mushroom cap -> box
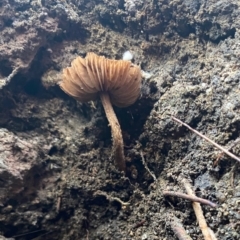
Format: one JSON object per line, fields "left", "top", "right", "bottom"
{"left": 60, "top": 52, "right": 142, "bottom": 107}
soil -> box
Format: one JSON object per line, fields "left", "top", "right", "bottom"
{"left": 0, "top": 0, "right": 239, "bottom": 239}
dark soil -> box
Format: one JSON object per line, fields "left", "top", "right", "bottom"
{"left": 0, "top": 0, "right": 239, "bottom": 239}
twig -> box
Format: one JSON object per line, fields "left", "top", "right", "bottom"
{"left": 172, "top": 116, "right": 240, "bottom": 163}
{"left": 11, "top": 229, "right": 46, "bottom": 238}
{"left": 86, "top": 229, "right": 89, "bottom": 240}
{"left": 208, "top": 228, "right": 218, "bottom": 240}
{"left": 140, "top": 151, "right": 157, "bottom": 181}
{"left": 214, "top": 138, "right": 240, "bottom": 166}
{"left": 132, "top": 219, "right": 146, "bottom": 229}
{"left": 182, "top": 178, "right": 217, "bottom": 240}
{"left": 5, "top": 67, "right": 21, "bottom": 85}
{"left": 32, "top": 231, "right": 53, "bottom": 239}
{"left": 163, "top": 191, "right": 217, "bottom": 208}
{"left": 56, "top": 196, "right": 61, "bottom": 212}
{"left": 229, "top": 164, "right": 238, "bottom": 187}
{"left": 170, "top": 216, "right": 193, "bottom": 240}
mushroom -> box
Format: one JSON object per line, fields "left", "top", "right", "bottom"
{"left": 60, "top": 52, "right": 142, "bottom": 172}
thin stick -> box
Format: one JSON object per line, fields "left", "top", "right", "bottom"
{"left": 172, "top": 116, "right": 240, "bottom": 163}
{"left": 5, "top": 67, "right": 20, "bottom": 85}
{"left": 86, "top": 229, "right": 89, "bottom": 240}
{"left": 214, "top": 138, "right": 240, "bottom": 166}
{"left": 32, "top": 231, "right": 53, "bottom": 239}
{"left": 132, "top": 220, "right": 146, "bottom": 229}
{"left": 209, "top": 228, "right": 218, "bottom": 240}
{"left": 163, "top": 191, "right": 217, "bottom": 208}
{"left": 56, "top": 196, "right": 61, "bottom": 212}
{"left": 12, "top": 229, "right": 45, "bottom": 238}
{"left": 182, "top": 178, "right": 217, "bottom": 240}
{"left": 170, "top": 216, "right": 193, "bottom": 240}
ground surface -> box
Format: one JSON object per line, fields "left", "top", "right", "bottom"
{"left": 0, "top": 0, "right": 240, "bottom": 239}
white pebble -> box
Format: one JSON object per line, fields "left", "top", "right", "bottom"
{"left": 123, "top": 50, "right": 133, "bottom": 61}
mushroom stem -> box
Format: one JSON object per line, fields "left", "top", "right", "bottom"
{"left": 100, "top": 92, "right": 126, "bottom": 172}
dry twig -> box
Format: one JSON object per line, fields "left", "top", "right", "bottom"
{"left": 11, "top": 230, "right": 45, "bottom": 238}
{"left": 182, "top": 178, "right": 217, "bottom": 240}
{"left": 163, "top": 191, "right": 217, "bottom": 208}
{"left": 208, "top": 228, "right": 218, "bottom": 240}
{"left": 132, "top": 219, "right": 146, "bottom": 229}
{"left": 5, "top": 67, "right": 21, "bottom": 85}
{"left": 214, "top": 138, "right": 240, "bottom": 166}
{"left": 172, "top": 116, "right": 240, "bottom": 163}
{"left": 170, "top": 216, "right": 193, "bottom": 240}
{"left": 56, "top": 196, "right": 61, "bottom": 212}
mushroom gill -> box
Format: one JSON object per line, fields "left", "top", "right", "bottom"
{"left": 60, "top": 52, "right": 142, "bottom": 172}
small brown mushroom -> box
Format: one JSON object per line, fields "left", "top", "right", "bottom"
{"left": 60, "top": 52, "right": 141, "bottom": 172}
